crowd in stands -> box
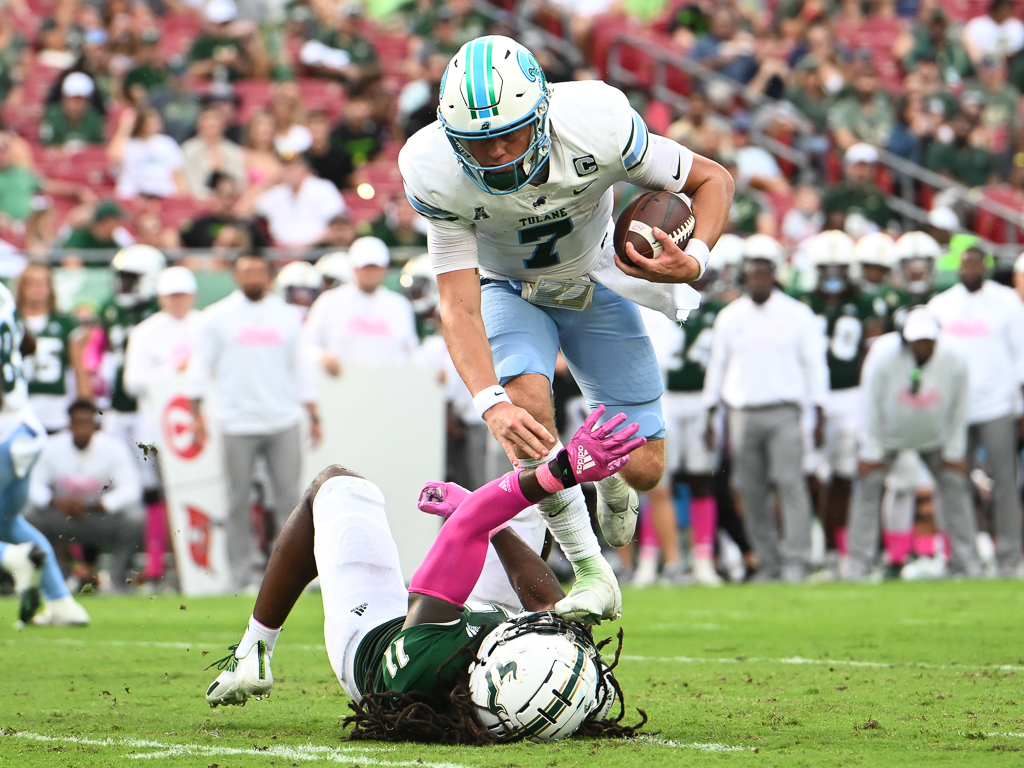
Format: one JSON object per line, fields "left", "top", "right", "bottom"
{"left": 3, "top": 0, "right": 1024, "bottom": 603}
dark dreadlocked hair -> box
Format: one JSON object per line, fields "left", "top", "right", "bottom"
{"left": 342, "top": 624, "right": 647, "bottom": 745}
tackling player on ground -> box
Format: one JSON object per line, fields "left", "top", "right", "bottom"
{"left": 205, "top": 407, "right": 646, "bottom": 743}
{"left": 399, "top": 35, "right": 733, "bottom": 622}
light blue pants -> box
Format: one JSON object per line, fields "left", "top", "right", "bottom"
{"left": 481, "top": 281, "right": 665, "bottom": 439}
{"left": 0, "top": 424, "right": 68, "bottom": 600}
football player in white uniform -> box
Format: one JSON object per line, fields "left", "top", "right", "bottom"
{"left": 0, "top": 282, "right": 89, "bottom": 626}
{"left": 399, "top": 36, "right": 733, "bottom": 622}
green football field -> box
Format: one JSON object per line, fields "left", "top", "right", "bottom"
{"left": 0, "top": 580, "right": 1022, "bottom": 767}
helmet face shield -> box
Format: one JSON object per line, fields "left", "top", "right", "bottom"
{"left": 901, "top": 256, "right": 935, "bottom": 296}
{"left": 817, "top": 263, "right": 850, "bottom": 295}
{"left": 440, "top": 94, "right": 551, "bottom": 194}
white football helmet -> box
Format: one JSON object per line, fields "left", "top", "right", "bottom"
{"left": 111, "top": 244, "right": 166, "bottom": 308}
{"left": 854, "top": 232, "right": 896, "bottom": 270}
{"left": 742, "top": 234, "right": 784, "bottom": 268}
{"left": 808, "top": 230, "right": 855, "bottom": 295}
{"left": 275, "top": 260, "right": 323, "bottom": 308}
{"left": 438, "top": 36, "right": 552, "bottom": 194}
{"left": 315, "top": 251, "right": 353, "bottom": 289}
{"left": 894, "top": 231, "right": 940, "bottom": 297}
{"left": 399, "top": 253, "right": 439, "bottom": 317}
{"left": 469, "top": 613, "right": 600, "bottom": 743}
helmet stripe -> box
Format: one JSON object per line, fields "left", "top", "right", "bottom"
{"left": 466, "top": 38, "right": 498, "bottom": 120}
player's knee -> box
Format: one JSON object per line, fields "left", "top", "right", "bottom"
{"left": 622, "top": 444, "right": 665, "bottom": 492}
{"left": 304, "top": 464, "right": 363, "bottom": 507}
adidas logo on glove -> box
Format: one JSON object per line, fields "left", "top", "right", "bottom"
{"left": 575, "top": 446, "right": 596, "bottom": 475}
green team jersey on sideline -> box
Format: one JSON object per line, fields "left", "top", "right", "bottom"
{"left": 353, "top": 603, "right": 514, "bottom": 700}
{"left": 100, "top": 298, "right": 158, "bottom": 413}
{"left": 797, "top": 291, "right": 875, "bottom": 391}
{"left": 20, "top": 313, "right": 77, "bottom": 396}
{"left": 665, "top": 300, "right": 725, "bottom": 393}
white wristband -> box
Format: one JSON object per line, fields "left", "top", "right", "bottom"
{"left": 684, "top": 238, "right": 710, "bottom": 279}
{"left": 473, "top": 385, "right": 512, "bottom": 419}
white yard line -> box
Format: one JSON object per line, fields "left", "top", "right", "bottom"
{"left": 0, "top": 730, "right": 752, "bottom": 760}
{"left": 0, "top": 731, "right": 465, "bottom": 766}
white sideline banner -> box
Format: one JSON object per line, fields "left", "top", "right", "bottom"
{"left": 151, "top": 375, "right": 232, "bottom": 595}
{"left": 300, "top": 365, "right": 445, "bottom": 580}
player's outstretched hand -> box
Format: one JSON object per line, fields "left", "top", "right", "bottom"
{"left": 417, "top": 481, "right": 471, "bottom": 519}
{"left": 615, "top": 228, "right": 701, "bottom": 284}
{"left": 565, "top": 405, "right": 647, "bottom": 484}
{"left": 485, "top": 401, "right": 557, "bottom": 466}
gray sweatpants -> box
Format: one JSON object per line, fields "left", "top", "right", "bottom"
{"left": 968, "top": 415, "right": 1022, "bottom": 575}
{"left": 26, "top": 503, "right": 145, "bottom": 592}
{"left": 847, "top": 450, "right": 981, "bottom": 578}
{"left": 729, "top": 404, "right": 813, "bottom": 579}
{"left": 223, "top": 425, "right": 302, "bottom": 590}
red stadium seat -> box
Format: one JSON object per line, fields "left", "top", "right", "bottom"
{"left": 972, "top": 185, "right": 1024, "bottom": 243}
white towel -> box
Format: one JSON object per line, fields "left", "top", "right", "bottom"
{"left": 588, "top": 247, "right": 701, "bottom": 321}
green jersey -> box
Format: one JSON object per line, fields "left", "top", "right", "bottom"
{"left": 797, "top": 290, "right": 875, "bottom": 390}
{"left": 666, "top": 300, "right": 725, "bottom": 393}
{"left": 354, "top": 604, "right": 513, "bottom": 700}
{"left": 21, "top": 313, "right": 76, "bottom": 396}
{"left": 100, "top": 299, "right": 158, "bottom": 413}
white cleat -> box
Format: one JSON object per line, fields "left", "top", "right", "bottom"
{"left": 554, "top": 554, "right": 622, "bottom": 624}
{"left": 596, "top": 481, "right": 640, "bottom": 548}
{"left": 631, "top": 557, "right": 659, "bottom": 588}
{"left": 691, "top": 558, "right": 723, "bottom": 586}
{"left": 900, "top": 555, "right": 948, "bottom": 581}
{"left": 1, "top": 542, "right": 46, "bottom": 624}
{"left": 206, "top": 641, "right": 273, "bottom": 708}
{"left": 31, "top": 596, "right": 90, "bottom": 626}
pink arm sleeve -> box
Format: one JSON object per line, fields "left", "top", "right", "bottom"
{"left": 408, "top": 473, "right": 530, "bottom": 607}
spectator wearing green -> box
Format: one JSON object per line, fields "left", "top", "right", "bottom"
{"left": 0, "top": 133, "right": 42, "bottom": 223}
{"left": 827, "top": 59, "right": 897, "bottom": 151}
{"left": 148, "top": 57, "right": 203, "bottom": 145}
{"left": 963, "top": 56, "right": 1020, "bottom": 165}
{"left": 123, "top": 30, "right": 167, "bottom": 104}
{"left": 784, "top": 56, "right": 833, "bottom": 133}
{"left": 823, "top": 143, "right": 895, "bottom": 230}
{"left": 304, "top": 2, "right": 382, "bottom": 90}
{"left": 924, "top": 111, "right": 998, "bottom": 188}
{"left": 39, "top": 72, "right": 105, "bottom": 147}
{"left": 62, "top": 201, "right": 131, "bottom": 250}
{"left": 359, "top": 197, "right": 428, "bottom": 248}
{"left": 719, "top": 155, "right": 776, "bottom": 236}
{"left": 899, "top": 7, "right": 973, "bottom": 83}
{"left": 0, "top": 16, "right": 27, "bottom": 106}
{"left": 188, "top": 0, "right": 257, "bottom": 82}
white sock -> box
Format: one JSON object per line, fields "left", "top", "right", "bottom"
{"left": 596, "top": 473, "right": 631, "bottom": 510}
{"left": 238, "top": 615, "right": 281, "bottom": 658}
{"left": 520, "top": 443, "right": 601, "bottom": 563}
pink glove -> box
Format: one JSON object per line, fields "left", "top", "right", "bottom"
{"left": 536, "top": 405, "right": 647, "bottom": 492}
{"left": 417, "top": 481, "right": 472, "bottom": 519}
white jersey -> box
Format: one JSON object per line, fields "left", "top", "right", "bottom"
{"left": 399, "top": 80, "right": 695, "bottom": 283}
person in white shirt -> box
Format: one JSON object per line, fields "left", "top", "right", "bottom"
{"left": 109, "top": 107, "right": 187, "bottom": 200}
{"left": 927, "top": 247, "right": 1024, "bottom": 576}
{"left": 26, "top": 399, "right": 144, "bottom": 593}
{"left": 123, "top": 266, "right": 203, "bottom": 586}
{"left": 846, "top": 308, "right": 981, "bottom": 579}
{"left": 702, "top": 235, "right": 828, "bottom": 582}
{"left": 254, "top": 128, "right": 346, "bottom": 248}
{"left": 962, "top": 0, "right": 1024, "bottom": 66}
{"left": 303, "top": 237, "right": 418, "bottom": 376}
{"left": 187, "top": 255, "right": 321, "bottom": 590}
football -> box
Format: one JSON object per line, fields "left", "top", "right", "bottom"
{"left": 613, "top": 191, "right": 696, "bottom": 267}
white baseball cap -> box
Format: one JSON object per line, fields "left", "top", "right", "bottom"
{"left": 348, "top": 237, "right": 390, "bottom": 269}
{"left": 274, "top": 124, "right": 313, "bottom": 160}
{"left": 927, "top": 206, "right": 959, "bottom": 231}
{"left": 62, "top": 72, "right": 95, "bottom": 98}
{"left": 204, "top": 0, "right": 238, "bottom": 23}
{"left": 157, "top": 266, "right": 198, "bottom": 296}
{"left": 903, "top": 307, "right": 940, "bottom": 342}
{"left": 844, "top": 143, "right": 878, "bottom": 166}
{"left": 1015, "top": 251, "right": 1024, "bottom": 274}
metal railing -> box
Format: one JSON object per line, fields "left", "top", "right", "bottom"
{"left": 604, "top": 32, "right": 1024, "bottom": 263}
{"left": 29, "top": 246, "right": 428, "bottom": 267}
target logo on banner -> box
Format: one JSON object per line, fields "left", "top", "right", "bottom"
{"left": 162, "top": 395, "right": 202, "bottom": 460}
